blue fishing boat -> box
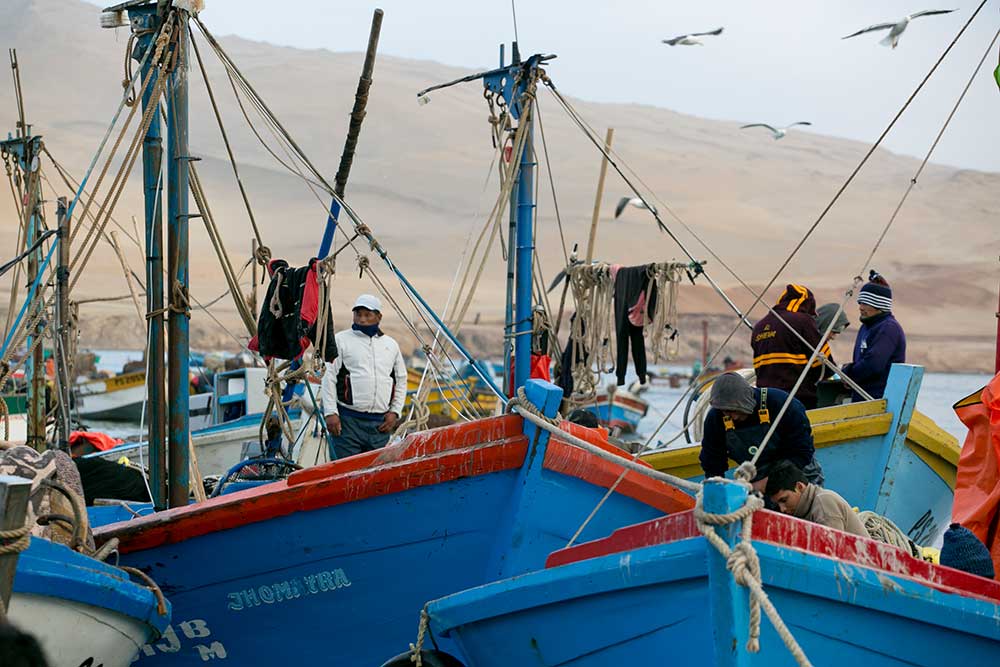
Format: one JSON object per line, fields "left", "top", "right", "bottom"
{"left": 94, "top": 381, "right": 692, "bottom": 665}
{"left": 417, "top": 478, "right": 1000, "bottom": 666}
{"left": 9, "top": 536, "right": 171, "bottom": 667}
{"left": 581, "top": 388, "right": 649, "bottom": 435}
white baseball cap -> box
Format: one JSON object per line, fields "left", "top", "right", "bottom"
{"left": 352, "top": 294, "right": 382, "bottom": 313}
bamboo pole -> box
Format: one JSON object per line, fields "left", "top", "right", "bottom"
{"left": 109, "top": 231, "right": 146, "bottom": 329}
{"left": 584, "top": 128, "right": 614, "bottom": 265}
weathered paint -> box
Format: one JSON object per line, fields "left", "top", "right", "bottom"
{"left": 425, "top": 505, "right": 1000, "bottom": 666}
{"left": 93, "top": 407, "right": 687, "bottom": 665}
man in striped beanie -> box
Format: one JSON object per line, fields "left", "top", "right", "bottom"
{"left": 841, "top": 271, "right": 906, "bottom": 400}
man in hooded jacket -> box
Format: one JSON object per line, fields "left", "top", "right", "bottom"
{"left": 751, "top": 284, "right": 831, "bottom": 410}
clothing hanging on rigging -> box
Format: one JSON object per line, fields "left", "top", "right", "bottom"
{"left": 613, "top": 264, "right": 657, "bottom": 386}
{"left": 249, "top": 258, "right": 338, "bottom": 362}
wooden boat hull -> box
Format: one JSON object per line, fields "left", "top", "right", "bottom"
{"left": 641, "top": 364, "right": 959, "bottom": 545}
{"left": 406, "top": 367, "right": 498, "bottom": 420}
{"left": 10, "top": 538, "right": 170, "bottom": 667}
{"left": 75, "top": 371, "right": 148, "bottom": 421}
{"left": 424, "top": 506, "right": 1000, "bottom": 666}
{"left": 93, "top": 382, "right": 693, "bottom": 665}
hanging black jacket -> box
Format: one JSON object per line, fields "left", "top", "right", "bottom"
{"left": 250, "top": 258, "right": 338, "bottom": 362}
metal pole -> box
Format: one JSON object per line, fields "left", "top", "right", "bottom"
{"left": 702, "top": 319, "right": 709, "bottom": 369}
{"left": 0, "top": 475, "right": 31, "bottom": 613}
{"left": 995, "top": 256, "right": 999, "bottom": 374}
{"left": 503, "top": 172, "right": 517, "bottom": 396}
{"left": 166, "top": 11, "right": 191, "bottom": 508}
{"left": 23, "top": 140, "right": 45, "bottom": 451}
{"left": 318, "top": 8, "right": 384, "bottom": 258}
{"left": 55, "top": 198, "right": 71, "bottom": 451}
{"left": 513, "top": 111, "right": 536, "bottom": 391}
{"left": 584, "top": 128, "right": 613, "bottom": 265}
{"left": 135, "top": 14, "right": 167, "bottom": 510}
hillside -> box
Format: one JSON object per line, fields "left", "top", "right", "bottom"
{"left": 0, "top": 0, "right": 997, "bottom": 371}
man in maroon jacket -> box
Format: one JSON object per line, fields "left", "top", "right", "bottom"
{"left": 751, "top": 284, "right": 830, "bottom": 410}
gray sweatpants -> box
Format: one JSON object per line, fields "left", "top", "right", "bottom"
{"left": 328, "top": 413, "right": 390, "bottom": 459}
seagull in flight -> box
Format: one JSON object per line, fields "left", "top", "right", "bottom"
{"left": 842, "top": 9, "right": 957, "bottom": 49}
{"left": 740, "top": 122, "right": 812, "bottom": 140}
{"left": 662, "top": 27, "right": 724, "bottom": 46}
{"left": 615, "top": 197, "right": 657, "bottom": 219}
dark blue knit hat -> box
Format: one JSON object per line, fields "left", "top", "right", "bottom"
{"left": 940, "top": 523, "right": 995, "bottom": 579}
{"left": 858, "top": 270, "right": 892, "bottom": 311}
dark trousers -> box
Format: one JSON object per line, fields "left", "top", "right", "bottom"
{"left": 615, "top": 321, "right": 647, "bottom": 386}
{"left": 329, "top": 413, "right": 390, "bottom": 459}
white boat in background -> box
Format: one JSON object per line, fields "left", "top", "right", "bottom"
{"left": 10, "top": 537, "right": 171, "bottom": 667}
{"left": 92, "top": 367, "right": 327, "bottom": 477}
{"left": 75, "top": 371, "right": 148, "bottom": 421}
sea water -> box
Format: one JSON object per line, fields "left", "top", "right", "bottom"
{"left": 84, "top": 350, "right": 991, "bottom": 445}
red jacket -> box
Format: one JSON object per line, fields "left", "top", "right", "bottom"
{"left": 751, "top": 284, "right": 829, "bottom": 406}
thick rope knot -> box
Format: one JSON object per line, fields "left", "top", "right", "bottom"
{"left": 0, "top": 523, "right": 31, "bottom": 556}
{"left": 356, "top": 254, "right": 370, "bottom": 278}
{"left": 507, "top": 386, "right": 562, "bottom": 425}
{"left": 734, "top": 461, "right": 757, "bottom": 483}
{"left": 694, "top": 490, "right": 811, "bottom": 666}
{"left": 254, "top": 244, "right": 272, "bottom": 266}
{"left": 169, "top": 280, "right": 191, "bottom": 317}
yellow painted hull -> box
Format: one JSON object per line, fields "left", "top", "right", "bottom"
{"left": 405, "top": 367, "right": 499, "bottom": 420}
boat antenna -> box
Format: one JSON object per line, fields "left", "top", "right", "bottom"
{"left": 510, "top": 0, "right": 520, "bottom": 48}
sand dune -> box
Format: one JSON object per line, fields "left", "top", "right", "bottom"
{"left": 0, "top": 0, "right": 996, "bottom": 371}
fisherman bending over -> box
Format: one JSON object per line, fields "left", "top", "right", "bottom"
{"left": 699, "top": 372, "right": 823, "bottom": 489}
{"left": 751, "top": 284, "right": 829, "bottom": 410}
{"left": 322, "top": 294, "right": 407, "bottom": 458}
{"left": 841, "top": 271, "right": 905, "bottom": 401}
{"left": 765, "top": 460, "right": 867, "bottom": 537}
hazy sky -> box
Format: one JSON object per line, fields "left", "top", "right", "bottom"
{"left": 87, "top": 0, "right": 1000, "bottom": 172}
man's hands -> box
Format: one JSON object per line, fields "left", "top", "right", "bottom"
{"left": 325, "top": 414, "right": 341, "bottom": 436}
{"left": 325, "top": 412, "right": 399, "bottom": 436}
{"left": 378, "top": 411, "right": 399, "bottom": 433}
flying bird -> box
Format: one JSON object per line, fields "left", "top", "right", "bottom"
{"left": 740, "top": 122, "right": 812, "bottom": 140}
{"left": 662, "top": 27, "right": 724, "bottom": 46}
{"left": 615, "top": 197, "right": 657, "bottom": 219}
{"left": 842, "top": 9, "right": 957, "bottom": 49}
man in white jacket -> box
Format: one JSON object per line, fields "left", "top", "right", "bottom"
{"left": 321, "top": 294, "right": 407, "bottom": 458}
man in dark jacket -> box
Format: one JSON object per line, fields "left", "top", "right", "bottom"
{"left": 699, "top": 372, "right": 823, "bottom": 488}
{"left": 841, "top": 272, "right": 906, "bottom": 401}
{"left": 751, "top": 284, "right": 830, "bottom": 409}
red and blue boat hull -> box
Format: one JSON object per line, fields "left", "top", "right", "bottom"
{"left": 94, "top": 382, "right": 693, "bottom": 665}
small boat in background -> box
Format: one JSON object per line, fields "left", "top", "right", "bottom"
{"left": 75, "top": 371, "right": 148, "bottom": 421}
{"left": 9, "top": 537, "right": 171, "bottom": 667}
{"left": 579, "top": 387, "right": 649, "bottom": 435}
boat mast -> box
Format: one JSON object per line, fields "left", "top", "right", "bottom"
{"left": 120, "top": 2, "right": 169, "bottom": 509}
{"left": 6, "top": 50, "right": 47, "bottom": 451}
{"left": 165, "top": 4, "right": 192, "bottom": 509}
{"left": 317, "top": 9, "right": 384, "bottom": 259}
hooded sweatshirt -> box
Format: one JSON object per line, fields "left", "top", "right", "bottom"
{"left": 751, "top": 285, "right": 830, "bottom": 408}
{"left": 842, "top": 311, "right": 906, "bottom": 400}
{"left": 794, "top": 483, "right": 868, "bottom": 537}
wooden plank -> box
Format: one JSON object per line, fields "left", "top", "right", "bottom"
{"left": 908, "top": 409, "right": 960, "bottom": 465}
{"left": 0, "top": 475, "right": 32, "bottom": 611}
{"left": 813, "top": 413, "right": 892, "bottom": 447}
{"left": 808, "top": 398, "right": 887, "bottom": 423}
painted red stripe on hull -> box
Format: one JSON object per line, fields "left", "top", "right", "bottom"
{"left": 546, "top": 509, "right": 1000, "bottom": 603}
